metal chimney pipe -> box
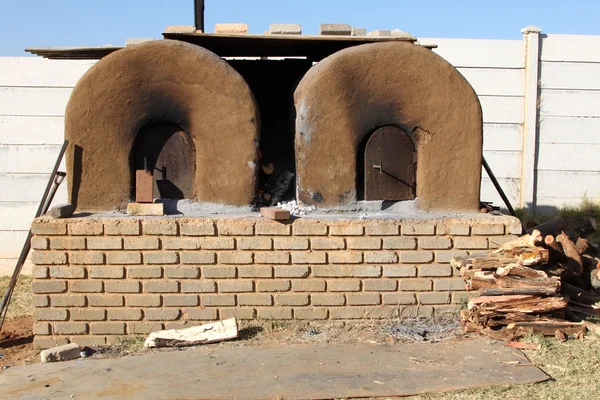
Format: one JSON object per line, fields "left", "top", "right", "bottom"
{"left": 194, "top": 0, "right": 205, "bottom": 32}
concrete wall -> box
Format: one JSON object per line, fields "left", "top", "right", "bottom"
{"left": 0, "top": 58, "right": 97, "bottom": 273}
{"left": 1, "top": 29, "right": 600, "bottom": 273}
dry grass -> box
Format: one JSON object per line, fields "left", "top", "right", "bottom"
{"left": 413, "top": 334, "right": 600, "bottom": 400}
{"left": 0, "top": 275, "right": 33, "bottom": 321}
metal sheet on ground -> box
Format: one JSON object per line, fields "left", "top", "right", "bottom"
{"left": 0, "top": 339, "right": 549, "bottom": 400}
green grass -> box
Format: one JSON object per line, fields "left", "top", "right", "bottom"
{"left": 516, "top": 197, "right": 600, "bottom": 243}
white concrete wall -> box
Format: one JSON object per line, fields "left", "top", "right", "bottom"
{"left": 537, "top": 34, "right": 600, "bottom": 209}
{"left": 1, "top": 31, "right": 599, "bottom": 273}
{"left": 0, "top": 58, "right": 97, "bottom": 274}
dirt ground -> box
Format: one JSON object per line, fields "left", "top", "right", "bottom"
{"left": 2, "top": 274, "right": 600, "bottom": 399}
{"left": 0, "top": 316, "right": 37, "bottom": 368}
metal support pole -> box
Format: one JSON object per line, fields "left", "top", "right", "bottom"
{"left": 194, "top": 0, "right": 205, "bottom": 32}
{"left": 482, "top": 156, "right": 518, "bottom": 218}
{"left": 0, "top": 140, "right": 68, "bottom": 333}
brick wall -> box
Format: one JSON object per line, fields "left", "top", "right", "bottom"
{"left": 30, "top": 215, "right": 521, "bottom": 348}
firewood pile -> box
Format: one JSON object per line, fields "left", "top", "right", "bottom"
{"left": 452, "top": 217, "right": 600, "bottom": 341}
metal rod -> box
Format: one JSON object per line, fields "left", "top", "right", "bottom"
{"left": 0, "top": 140, "right": 68, "bottom": 333}
{"left": 194, "top": 0, "right": 205, "bottom": 32}
{"left": 482, "top": 156, "right": 518, "bottom": 218}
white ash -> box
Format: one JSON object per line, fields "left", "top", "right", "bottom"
{"left": 277, "top": 200, "right": 316, "bottom": 216}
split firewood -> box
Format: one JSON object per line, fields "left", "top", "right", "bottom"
{"left": 507, "top": 320, "right": 586, "bottom": 337}
{"left": 469, "top": 271, "right": 560, "bottom": 293}
{"left": 468, "top": 295, "right": 567, "bottom": 315}
{"left": 493, "top": 234, "right": 541, "bottom": 252}
{"left": 575, "top": 237, "right": 590, "bottom": 256}
{"left": 468, "top": 295, "right": 535, "bottom": 308}
{"left": 478, "top": 287, "right": 560, "bottom": 296}
{"left": 496, "top": 264, "right": 548, "bottom": 279}
{"left": 554, "top": 329, "right": 567, "bottom": 342}
{"left": 479, "top": 327, "right": 515, "bottom": 342}
{"left": 556, "top": 232, "right": 583, "bottom": 276}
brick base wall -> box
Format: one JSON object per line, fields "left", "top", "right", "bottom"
{"left": 30, "top": 215, "right": 521, "bottom": 348}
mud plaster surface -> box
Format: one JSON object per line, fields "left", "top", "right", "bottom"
{"left": 294, "top": 41, "right": 483, "bottom": 211}
{"left": 65, "top": 40, "right": 260, "bottom": 212}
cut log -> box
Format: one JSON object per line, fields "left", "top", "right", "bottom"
{"left": 543, "top": 235, "right": 567, "bottom": 261}
{"left": 144, "top": 318, "right": 238, "bottom": 348}
{"left": 526, "top": 217, "right": 568, "bottom": 236}
{"left": 480, "top": 327, "right": 515, "bottom": 342}
{"left": 561, "top": 281, "right": 600, "bottom": 305}
{"left": 566, "top": 304, "right": 600, "bottom": 317}
{"left": 556, "top": 232, "right": 583, "bottom": 277}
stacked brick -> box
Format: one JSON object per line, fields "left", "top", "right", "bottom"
{"left": 30, "top": 215, "right": 521, "bottom": 348}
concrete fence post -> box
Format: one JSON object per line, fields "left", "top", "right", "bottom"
{"left": 520, "top": 26, "right": 542, "bottom": 210}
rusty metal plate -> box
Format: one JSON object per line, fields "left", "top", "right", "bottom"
{"left": 365, "top": 126, "right": 416, "bottom": 201}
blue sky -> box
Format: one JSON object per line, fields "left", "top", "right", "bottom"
{"left": 1, "top": 0, "right": 600, "bottom": 56}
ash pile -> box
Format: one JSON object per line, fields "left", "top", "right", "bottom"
{"left": 452, "top": 217, "right": 599, "bottom": 341}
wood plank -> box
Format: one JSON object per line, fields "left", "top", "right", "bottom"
{"left": 0, "top": 116, "right": 65, "bottom": 145}
{"left": 539, "top": 116, "right": 600, "bottom": 144}
{"left": 457, "top": 68, "right": 524, "bottom": 96}
{"left": 541, "top": 34, "right": 600, "bottom": 62}
{"left": 0, "top": 173, "right": 68, "bottom": 202}
{"left": 537, "top": 143, "right": 600, "bottom": 171}
{"left": 540, "top": 61, "right": 600, "bottom": 90}
{"left": 480, "top": 96, "right": 525, "bottom": 124}
{"left": 483, "top": 123, "right": 523, "bottom": 151}
{"left": 0, "top": 87, "right": 73, "bottom": 117}
{"left": 419, "top": 38, "right": 525, "bottom": 68}
{"left": 539, "top": 89, "right": 600, "bottom": 117}
{"left": 0, "top": 58, "right": 95, "bottom": 87}
{"left": 145, "top": 318, "right": 238, "bottom": 348}
{"left": 0, "top": 145, "right": 66, "bottom": 173}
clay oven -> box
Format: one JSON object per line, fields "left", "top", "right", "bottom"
{"left": 27, "top": 12, "right": 523, "bottom": 349}
{"left": 63, "top": 31, "right": 481, "bottom": 213}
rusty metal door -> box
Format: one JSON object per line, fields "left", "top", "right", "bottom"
{"left": 364, "top": 126, "right": 416, "bottom": 201}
